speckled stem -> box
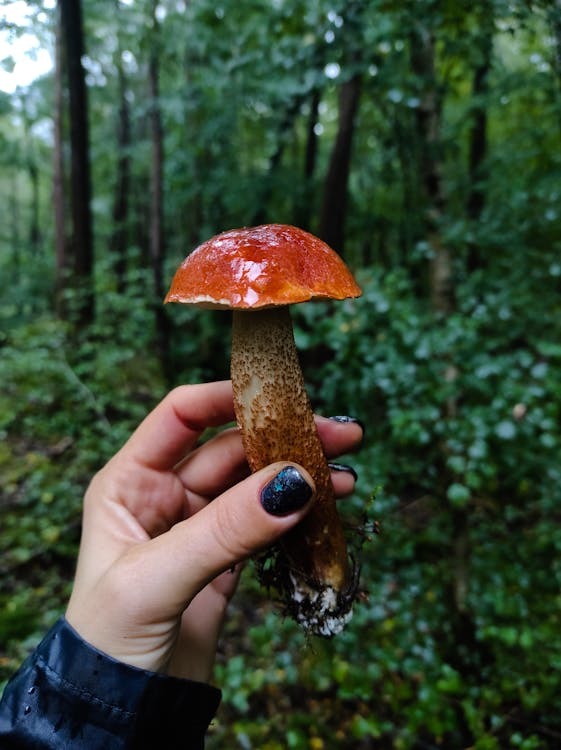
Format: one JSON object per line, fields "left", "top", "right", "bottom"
{"left": 231, "top": 306, "right": 356, "bottom": 636}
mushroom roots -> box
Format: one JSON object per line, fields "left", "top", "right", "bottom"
{"left": 231, "top": 306, "right": 357, "bottom": 636}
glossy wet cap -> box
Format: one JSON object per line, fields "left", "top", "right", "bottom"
{"left": 164, "top": 224, "right": 362, "bottom": 309}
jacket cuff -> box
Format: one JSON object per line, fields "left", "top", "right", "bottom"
{"left": 0, "top": 617, "right": 221, "bottom": 749}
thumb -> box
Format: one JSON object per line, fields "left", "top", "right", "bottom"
{"left": 144, "top": 462, "right": 315, "bottom": 610}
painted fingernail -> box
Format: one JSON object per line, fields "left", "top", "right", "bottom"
{"left": 329, "top": 415, "right": 365, "bottom": 434}
{"left": 261, "top": 466, "right": 314, "bottom": 516}
{"left": 328, "top": 462, "right": 358, "bottom": 482}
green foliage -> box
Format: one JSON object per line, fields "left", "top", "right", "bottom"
{"left": 208, "top": 265, "right": 561, "bottom": 748}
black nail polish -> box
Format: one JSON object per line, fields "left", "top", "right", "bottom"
{"left": 328, "top": 462, "right": 358, "bottom": 482}
{"left": 261, "top": 466, "right": 313, "bottom": 516}
{"left": 329, "top": 415, "right": 365, "bottom": 434}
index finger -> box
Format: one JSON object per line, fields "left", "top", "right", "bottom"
{"left": 120, "top": 381, "right": 235, "bottom": 470}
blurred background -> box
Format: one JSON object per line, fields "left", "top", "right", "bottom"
{"left": 1, "top": 0, "right": 561, "bottom": 747}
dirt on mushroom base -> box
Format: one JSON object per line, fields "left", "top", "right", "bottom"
{"left": 254, "top": 545, "right": 362, "bottom": 638}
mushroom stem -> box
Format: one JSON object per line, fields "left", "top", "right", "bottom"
{"left": 231, "top": 306, "right": 356, "bottom": 636}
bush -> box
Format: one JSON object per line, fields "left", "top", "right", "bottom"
{"left": 208, "top": 268, "right": 561, "bottom": 748}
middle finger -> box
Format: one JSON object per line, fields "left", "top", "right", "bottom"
{"left": 176, "top": 416, "right": 363, "bottom": 498}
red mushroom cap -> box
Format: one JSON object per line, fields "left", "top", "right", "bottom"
{"left": 164, "top": 224, "right": 362, "bottom": 309}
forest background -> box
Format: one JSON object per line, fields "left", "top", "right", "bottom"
{"left": 1, "top": 0, "right": 561, "bottom": 748}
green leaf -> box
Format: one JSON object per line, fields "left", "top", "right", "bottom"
{"left": 447, "top": 483, "right": 471, "bottom": 507}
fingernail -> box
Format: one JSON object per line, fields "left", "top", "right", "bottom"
{"left": 329, "top": 415, "right": 365, "bottom": 434}
{"left": 328, "top": 462, "right": 358, "bottom": 482}
{"left": 261, "top": 466, "right": 314, "bottom": 516}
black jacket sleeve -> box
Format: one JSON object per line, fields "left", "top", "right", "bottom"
{"left": 0, "top": 617, "right": 221, "bottom": 749}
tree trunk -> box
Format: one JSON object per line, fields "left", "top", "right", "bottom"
{"left": 19, "top": 92, "right": 42, "bottom": 256}
{"left": 464, "top": 14, "right": 494, "bottom": 272}
{"left": 293, "top": 87, "right": 321, "bottom": 231}
{"left": 410, "top": 19, "right": 488, "bottom": 680}
{"left": 547, "top": 0, "right": 561, "bottom": 139}
{"left": 148, "top": 0, "right": 170, "bottom": 369}
{"left": 318, "top": 73, "right": 362, "bottom": 255}
{"left": 110, "top": 0, "right": 131, "bottom": 295}
{"left": 466, "top": 37, "right": 492, "bottom": 222}
{"left": 10, "top": 171, "right": 21, "bottom": 287}
{"left": 411, "top": 24, "right": 453, "bottom": 313}
{"left": 28, "top": 161, "right": 41, "bottom": 255}
{"left": 53, "top": 1, "right": 67, "bottom": 316}
{"left": 304, "top": 88, "right": 321, "bottom": 182}
{"left": 394, "top": 110, "right": 420, "bottom": 270}
{"left": 60, "top": 0, "right": 94, "bottom": 326}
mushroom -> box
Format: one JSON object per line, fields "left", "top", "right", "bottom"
{"left": 165, "top": 223, "right": 362, "bottom": 636}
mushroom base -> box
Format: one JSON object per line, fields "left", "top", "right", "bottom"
{"left": 289, "top": 577, "right": 353, "bottom": 638}
{"left": 255, "top": 548, "right": 360, "bottom": 637}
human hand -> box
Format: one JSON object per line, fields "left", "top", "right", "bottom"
{"left": 65, "top": 381, "right": 362, "bottom": 682}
